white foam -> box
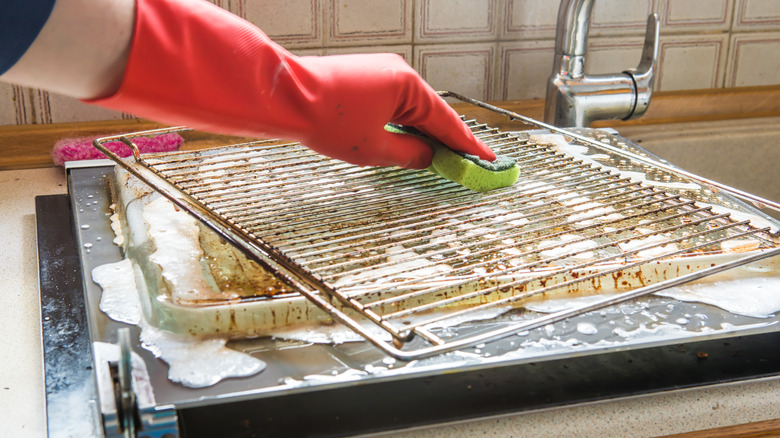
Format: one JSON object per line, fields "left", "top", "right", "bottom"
{"left": 92, "top": 259, "right": 142, "bottom": 325}
{"left": 109, "top": 211, "right": 124, "bottom": 246}
{"left": 524, "top": 293, "right": 615, "bottom": 313}
{"left": 139, "top": 322, "right": 266, "bottom": 388}
{"left": 576, "top": 322, "right": 599, "bottom": 335}
{"left": 656, "top": 277, "right": 780, "bottom": 318}
{"left": 272, "top": 305, "right": 513, "bottom": 345}
{"left": 618, "top": 234, "right": 679, "bottom": 258}
{"left": 143, "top": 197, "right": 225, "bottom": 302}
{"left": 92, "top": 251, "right": 265, "bottom": 388}
{"left": 532, "top": 133, "right": 701, "bottom": 191}
{"left": 334, "top": 244, "right": 453, "bottom": 288}
{"left": 538, "top": 234, "right": 598, "bottom": 260}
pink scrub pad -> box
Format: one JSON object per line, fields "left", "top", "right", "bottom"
{"left": 51, "top": 133, "right": 184, "bottom": 166}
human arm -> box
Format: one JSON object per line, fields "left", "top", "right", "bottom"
{"left": 1, "top": 0, "right": 495, "bottom": 169}
{"left": 0, "top": 0, "right": 134, "bottom": 100}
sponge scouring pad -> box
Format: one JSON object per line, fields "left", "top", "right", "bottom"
{"left": 386, "top": 124, "right": 519, "bottom": 192}
{"left": 52, "top": 132, "right": 183, "bottom": 166}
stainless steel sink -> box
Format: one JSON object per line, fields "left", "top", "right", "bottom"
{"left": 617, "top": 116, "right": 780, "bottom": 220}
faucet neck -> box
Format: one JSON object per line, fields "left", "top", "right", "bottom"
{"left": 554, "top": 54, "right": 586, "bottom": 80}
{"left": 555, "top": 0, "right": 595, "bottom": 58}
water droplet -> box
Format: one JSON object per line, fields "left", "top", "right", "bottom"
{"left": 81, "top": 224, "right": 90, "bottom": 230}
{"left": 382, "top": 357, "right": 396, "bottom": 365}
{"left": 676, "top": 318, "right": 689, "bottom": 325}
{"left": 83, "top": 243, "right": 93, "bottom": 249}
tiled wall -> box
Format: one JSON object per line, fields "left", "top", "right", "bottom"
{"left": 2, "top": 0, "right": 779, "bottom": 126}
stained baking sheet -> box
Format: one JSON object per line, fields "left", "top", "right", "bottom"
{"left": 72, "top": 132, "right": 780, "bottom": 388}
{"left": 50, "top": 118, "right": 780, "bottom": 435}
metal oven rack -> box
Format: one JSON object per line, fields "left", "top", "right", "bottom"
{"left": 93, "top": 92, "right": 780, "bottom": 360}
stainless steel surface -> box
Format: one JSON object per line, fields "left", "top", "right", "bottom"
{"left": 545, "top": 0, "right": 660, "bottom": 127}
{"left": 47, "top": 165, "right": 780, "bottom": 437}
{"left": 93, "top": 95, "right": 780, "bottom": 361}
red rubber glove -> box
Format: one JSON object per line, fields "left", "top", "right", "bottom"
{"left": 86, "top": 0, "right": 495, "bottom": 169}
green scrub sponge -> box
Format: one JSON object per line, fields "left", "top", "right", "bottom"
{"left": 386, "top": 124, "right": 519, "bottom": 192}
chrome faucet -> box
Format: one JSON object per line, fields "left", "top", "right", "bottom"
{"left": 544, "top": 0, "right": 660, "bottom": 127}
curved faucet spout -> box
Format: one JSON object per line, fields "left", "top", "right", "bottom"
{"left": 544, "top": 0, "right": 659, "bottom": 127}
{"left": 557, "top": 0, "right": 595, "bottom": 61}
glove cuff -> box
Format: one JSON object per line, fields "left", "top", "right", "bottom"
{"left": 85, "top": 0, "right": 316, "bottom": 140}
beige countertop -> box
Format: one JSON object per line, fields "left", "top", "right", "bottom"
{"left": 1, "top": 167, "right": 780, "bottom": 438}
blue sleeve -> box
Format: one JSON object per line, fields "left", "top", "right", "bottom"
{"left": 0, "top": 0, "right": 57, "bottom": 75}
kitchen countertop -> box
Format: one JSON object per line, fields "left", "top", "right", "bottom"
{"left": 2, "top": 166, "right": 780, "bottom": 437}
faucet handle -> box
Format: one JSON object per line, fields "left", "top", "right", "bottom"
{"left": 624, "top": 13, "right": 660, "bottom": 119}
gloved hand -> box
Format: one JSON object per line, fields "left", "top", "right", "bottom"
{"left": 87, "top": 0, "right": 495, "bottom": 169}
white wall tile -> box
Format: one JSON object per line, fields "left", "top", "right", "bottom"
{"left": 46, "top": 93, "right": 125, "bottom": 124}
{"left": 242, "top": 0, "right": 323, "bottom": 49}
{"left": 289, "top": 48, "right": 326, "bottom": 57}
{"left": 585, "top": 36, "right": 647, "bottom": 76}
{"left": 415, "top": 0, "right": 499, "bottom": 43}
{"left": 733, "top": 0, "right": 780, "bottom": 31}
{"left": 725, "top": 32, "right": 780, "bottom": 87}
{"left": 503, "top": 0, "right": 661, "bottom": 40}
{"left": 413, "top": 43, "right": 497, "bottom": 101}
{"left": 655, "top": 34, "right": 729, "bottom": 90}
{"left": 502, "top": 0, "right": 558, "bottom": 41}
{"left": 326, "top": 0, "right": 413, "bottom": 46}
{"left": 0, "top": 84, "right": 28, "bottom": 125}
{"left": 0, "top": 86, "right": 123, "bottom": 127}
{"left": 662, "top": 0, "right": 732, "bottom": 33}
{"left": 590, "top": 0, "right": 660, "bottom": 36}
{"left": 498, "top": 40, "right": 554, "bottom": 100}
{"left": 325, "top": 45, "right": 413, "bottom": 64}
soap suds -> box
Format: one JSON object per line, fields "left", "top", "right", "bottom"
{"left": 109, "top": 211, "right": 125, "bottom": 246}
{"left": 531, "top": 133, "right": 701, "bottom": 191}
{"left": 656, "top": 277, "right": 780, "bottom": 318}
{"left": 92, "top": 248, "right": 265, "bottom": 388}
{"left": 143, "top": 197, "right": 225, "bottom": 302}
{"left": 140, "top": 324, "right": 266, "bottom": 388}
{"left": 272, "top": 305, "right": 514, "bottom": 345}
{"left": 92, "top": 259, "right": 142, "bottom": 325}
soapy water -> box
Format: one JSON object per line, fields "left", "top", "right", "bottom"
{"left": 524, "top": 275, "right": 780, "bottom": 319}
{"left": 93, "top": 143, "right": 780, "bottom": 388}
{"left": 270, "top": 305, "right": 515, "bottom": 345}
{"left": 656, "top": 277, "right": 780, "bottom": 319}
{"left": 144, "top": 197, "right": 226, "bottom": 303}
{"left": 530, "top": 133, "right": 701, "bottom": 191}
{"left": 95, "top": 204, "right": 780, "bottom": 389}
{"left": 93, "top": 259, "right": 142, "bottom": 325}
{"left": 92, "top": 258, "right": 266, "bottom": 388}
{"left": 92, "top": 239, "right": 780, "bottom": 390}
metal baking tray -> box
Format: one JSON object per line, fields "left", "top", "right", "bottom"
{"left": 40, "top": 159, "right": 780, "bottom": 437}
{"left": 91, "top": 93, "right": 780, "bottom": 360}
